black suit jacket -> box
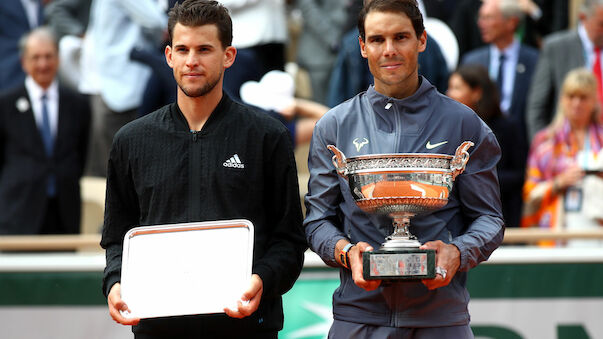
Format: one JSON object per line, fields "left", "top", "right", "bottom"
{"left": 0, "top": 83, "right": 91, "bottom": 234}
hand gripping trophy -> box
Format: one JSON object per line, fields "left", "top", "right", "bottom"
{"left": 328, "top": 141, "right": 474, "bottom": 280}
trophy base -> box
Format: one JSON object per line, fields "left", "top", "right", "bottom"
{"left": 363, "top": 248, "right": 435, "bottom": 280}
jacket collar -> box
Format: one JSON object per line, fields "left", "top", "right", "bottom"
{"left": 367, "top": 76, "right": 434, "bottom": 115}
{"left": 171, "top": 92, "right": 233, "bottom": 133}
{"left": 366, "top": 76, "right": 436, "bottom": 132}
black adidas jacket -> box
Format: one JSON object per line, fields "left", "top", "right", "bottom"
{"left": 101, "top": 94, "right": 307, "bottom": 336}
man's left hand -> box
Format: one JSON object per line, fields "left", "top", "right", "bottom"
{"left": 420, "top": 240, "right": 460, "bottom": 290}
{"left": 224, "top": 274, "right": 263, "bottom": 318}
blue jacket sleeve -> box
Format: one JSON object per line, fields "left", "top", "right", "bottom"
{"left": 450, "top": 130, "right": 505, "bottom": 271}
{"left": 303, "top": 113, "right": 347, "bottom": 267}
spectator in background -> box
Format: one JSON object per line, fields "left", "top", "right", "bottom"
{"left": 462, "top": 0, "right": 538, "bottom": 145}
{"left": 523, "top": 68, "right": 603, "bottom": 246}
{"left": 447, "top": 64, "right": 526, "bottom": 227}
{"left": 0, "top": 27, "right": 90, "bottom": 235}
{"left": 295, "top": 0, "right": 349, "bottom": 105}
{"left": 221, "top": 0, "right": 289, "bottom": 100}
{"left": 44, "top": 0, "right": 91, "bottom": 40}
{"left": 43, "top": 0, "right": 92, "bottom": 91}
{"left": 79, "top": 0, "right": 167, "bottom": 177}
{"left": 0, "top": 0, "right": 43, "bottom": 92}
{"left": 527, "top": 0, "right": 603, "bottom": 141}
{"left": 239, "top": 70, "right": 328, "bottom": 147}
{"left": 449, "top": 0, "right": 565, "bottom": 61}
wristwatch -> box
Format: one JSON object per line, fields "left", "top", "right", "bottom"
{"left": 339, "top": 243, "right": 355, "bottom": 269}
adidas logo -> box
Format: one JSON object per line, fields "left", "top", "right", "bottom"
{"left": 223, "top": 154, "right": 245, "bottom": 169}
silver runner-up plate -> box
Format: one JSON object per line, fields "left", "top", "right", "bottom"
{"left": 120, "top": 219, "right": 254, "bottom": 319}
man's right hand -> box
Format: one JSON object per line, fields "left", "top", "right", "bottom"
{"left": 348, "top": 242, "right": 381, "bottom": 291}
{"left": 107, "top": 283, "right": 140, "bottom": 326}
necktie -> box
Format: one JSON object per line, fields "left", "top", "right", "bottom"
{"left": 594, "top": 48, "right": 603, "bottom": 104}
{"left": 496, "top": 53, "right": 505, "bottom": 97}
{"left": 41, "top": 94, "right": 53, "bottom": 156}
{"left": 41, "top": 93, "right": 56, "bottom": 196}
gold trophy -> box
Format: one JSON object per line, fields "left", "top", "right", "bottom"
{"left": 328, "top": 141, "right": 473, "bottom": 280}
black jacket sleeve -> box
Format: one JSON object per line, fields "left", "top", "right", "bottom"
{"left": 252, "top": 129, "right": 307, "bottom": 298}
{"left": 100, "top": 134, "right": 141, "bottom": 297}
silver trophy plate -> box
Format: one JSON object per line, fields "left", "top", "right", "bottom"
{"left": 120, "top": 219, "right": 254, "bottom": 318}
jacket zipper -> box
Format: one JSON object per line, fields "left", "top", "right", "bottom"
{"left": 189, "top": 130, "right": 201, "bottom": 220}
{"left": 393, "top": 101, "right": 401, "bottom": 152}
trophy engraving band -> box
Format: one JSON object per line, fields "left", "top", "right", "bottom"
{"left": 371, "top": 253, "right": 426, "bottom": 276}
{"left": 363, "top": 249, "right": 435, "bottom": 279}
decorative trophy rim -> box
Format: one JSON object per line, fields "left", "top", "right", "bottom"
{"left": 356, "top": 197, "right": 449, "bottom": 212}
{"left": 345, "top": 152, "right": 453, "bottom": 161}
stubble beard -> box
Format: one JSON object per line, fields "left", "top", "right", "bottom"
{"left": 178, "top": 69, "right": 222, "bottom": 98}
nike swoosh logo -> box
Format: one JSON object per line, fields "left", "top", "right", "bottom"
{"left": 426, "top": 140, "right": 448, "bottom": 149}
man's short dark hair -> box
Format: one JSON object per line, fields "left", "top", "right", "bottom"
{"left": 167, "top": 0, "right": 233, "bottom": 48}
{"left": 358, "top": 0, "right": 424, "bottom": 41}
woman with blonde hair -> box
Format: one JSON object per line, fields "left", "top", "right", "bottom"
{"left": 522, "top": 68, "right": 603, "bottom": 245}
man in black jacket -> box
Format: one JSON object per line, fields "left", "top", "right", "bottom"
{"left": 101, "top": 1, "right": 307, "bottom": 337}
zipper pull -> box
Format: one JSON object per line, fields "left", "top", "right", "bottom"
{"left": 191, "top": 130, "right": 198, "bottom": 142}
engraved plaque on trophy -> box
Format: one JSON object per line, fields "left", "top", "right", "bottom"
{"left": 328, "top": 141, "right": 473, "bottom": 280}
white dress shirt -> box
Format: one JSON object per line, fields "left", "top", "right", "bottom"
{"left": 578, "top": 24, "right": 603, "bottom": 75}
{"left": 25, "top": 76, "right": 59, "bottom": 141}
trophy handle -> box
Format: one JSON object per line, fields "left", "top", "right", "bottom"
{"left": 450, "top": 141, "right": 474, "bottom": 180}
{"left": 327, "top": 145, "right": 348, "bottom": 177}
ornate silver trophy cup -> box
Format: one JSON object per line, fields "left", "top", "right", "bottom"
{"left": 328, "top": 141, "right": 473, "bottom": 280}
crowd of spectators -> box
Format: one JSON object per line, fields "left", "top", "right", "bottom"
{"left": 1, "top": 0, "right": 602, "bottom": 244}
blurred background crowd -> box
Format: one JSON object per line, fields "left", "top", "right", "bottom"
{"left": 1, "top": 0, "right": 602, "bottom": 247}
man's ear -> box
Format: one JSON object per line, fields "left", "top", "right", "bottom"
{"left": 359, "top": 36, "right": 368, "bottom": 59}
{"left": 418, "top": 30, "right": 427, "bottom": 53}
{"left": 223, "top": 46, "right": 237, "bottom": 69}
{"left": 165, "top": 44, "right": 173, "bottom": 68}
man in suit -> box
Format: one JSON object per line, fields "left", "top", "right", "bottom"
{"left": 526, "top": 0, "right": 603, "bottom": 140}
{"left": 462, "top": 0, "right": 539, "bottom": 142}
{"left": 0, "top": 0, "right": 43, "bottom": 92}
{"left": 0, "top": 27, "right": 91, "bottom": 235}
{"left": 461, "top": 0, "right": 537, "bottom": 228}
{"left": 295, "top": 0, "right": 349, "bottom": 105}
